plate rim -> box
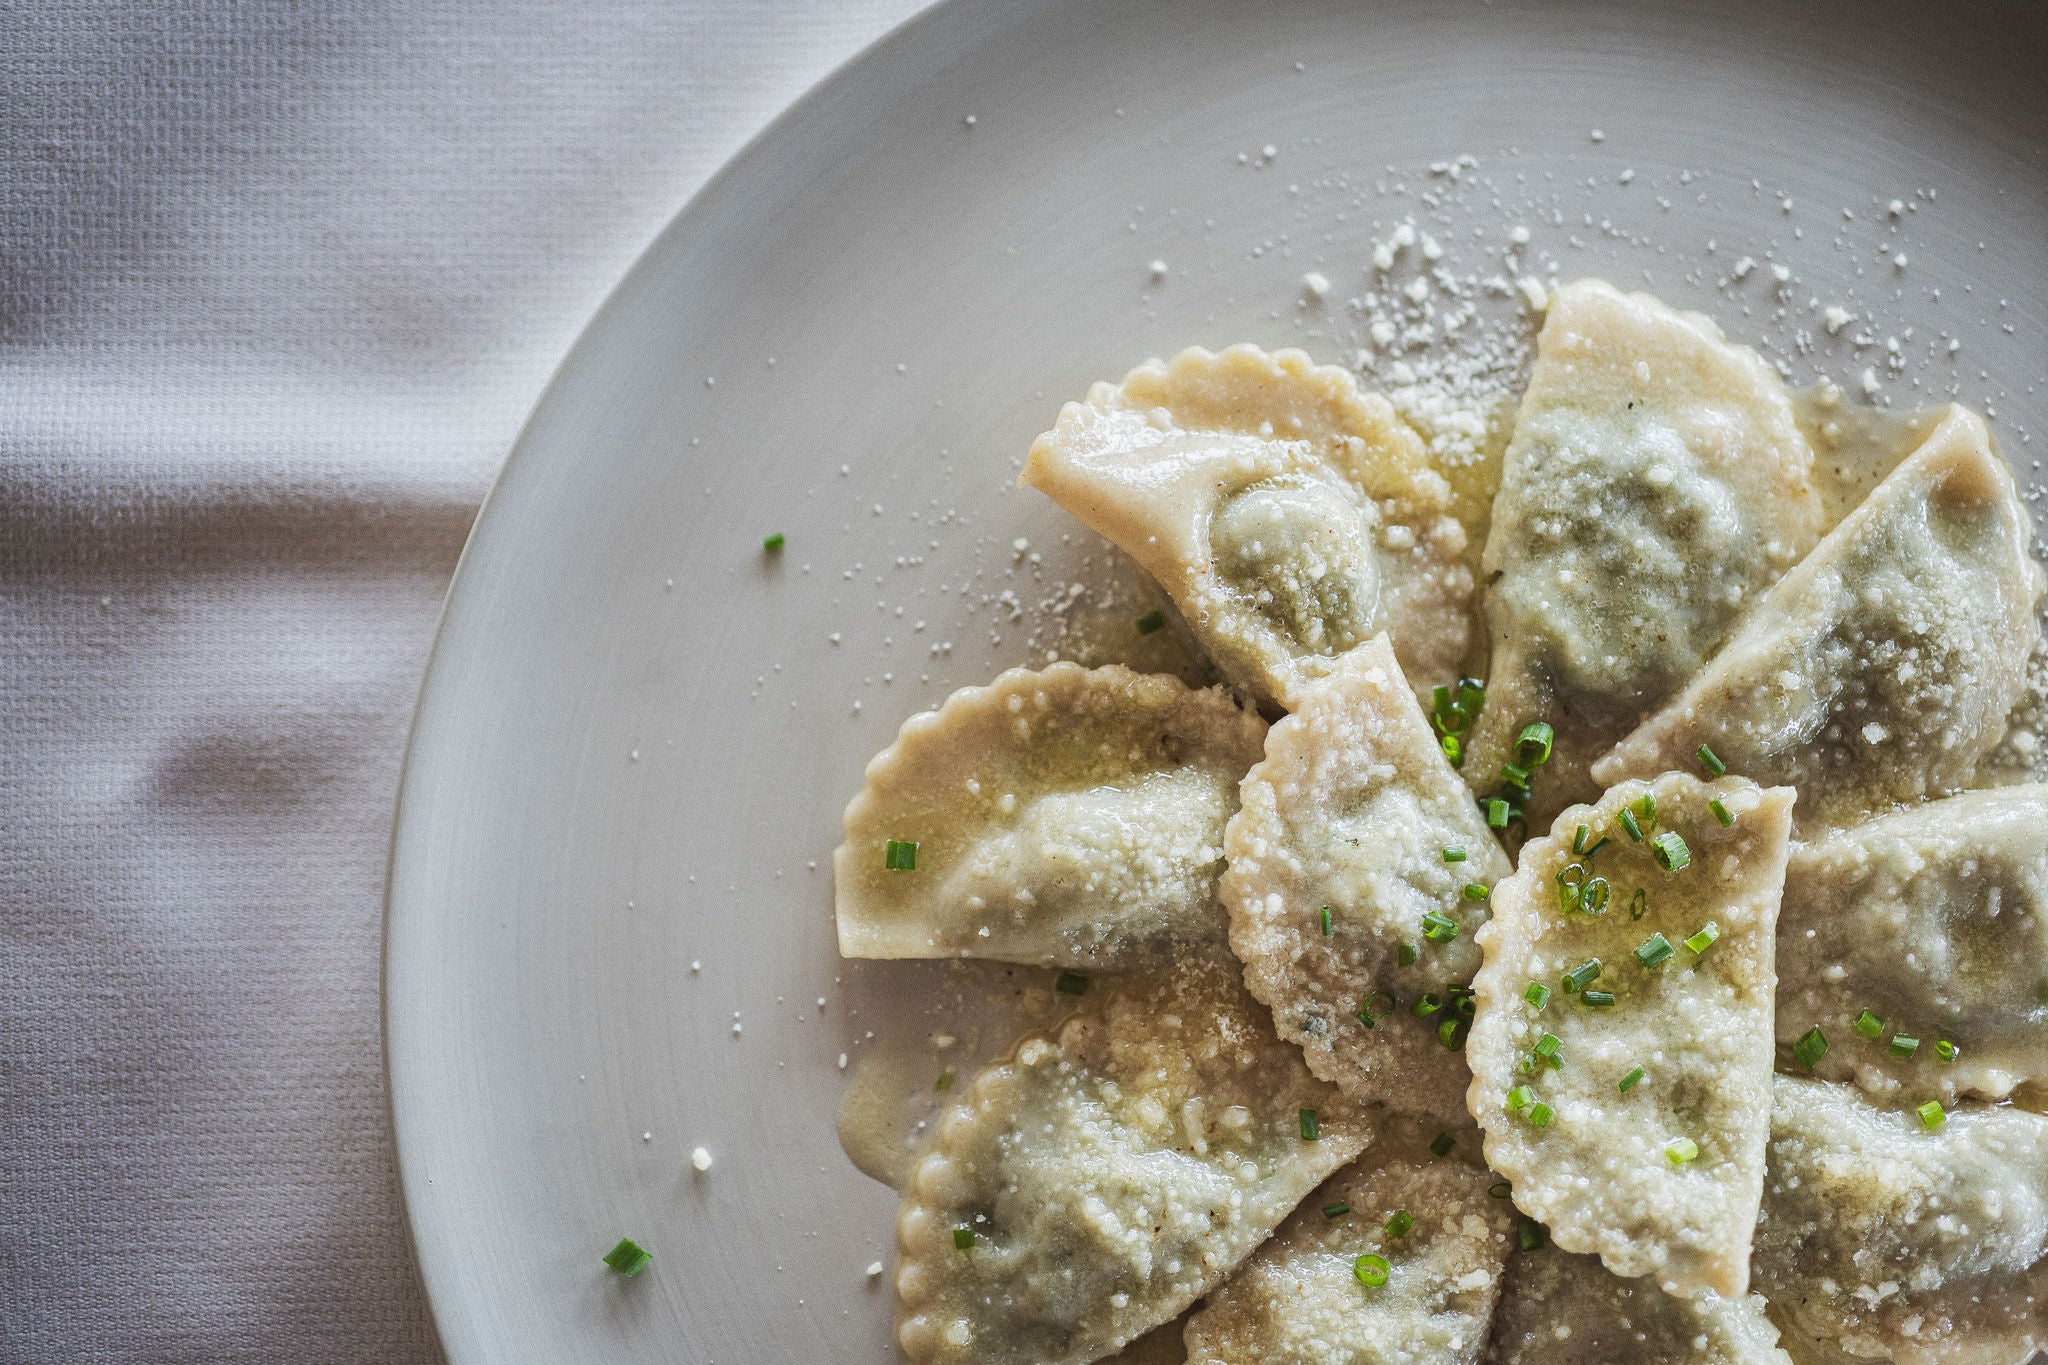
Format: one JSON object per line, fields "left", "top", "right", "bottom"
{"left": 378, "top": 1, "right": 957, "bottom": 1355}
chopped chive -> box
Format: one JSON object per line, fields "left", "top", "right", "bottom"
{"left": 1501, "top": 761, "right": 1531, "bottom": 788}
{"left": 1632, "top": 792, "right": 1657, "bottom": 829}
{"left": 1582, "top": 836, "right": 1611, "bottom": 860}
{"left": 1385, "top": 1210, "right": 1415, "bottom": 1239}
{"left": 603, "top": 1237, "right": 653, "bottom": 1277}
{"left": 1562, "top": 959, "right": 1602, "bottom": 994}
{"left": 1618, "top": 808, "right": 1643, "bottom": 842}
{"left": 1411, "top": 992, "right": 1445, "bottom": 1018}
{"left": 1651, "top": 830, "right": 1691, "bottom": 872}
{"left": 1421, "top": 911, "right": 1460, "bottom": 943}
{"left": 1618, "top": 1065, "right": 1646, "bottom": 1092}
{"left": 884, "top": 839, "right": 919, "bottom": 871}
{"left": 1889, "top": 1035, "right": 1921, "bottom": 1058}
{"left": 1579, "top": 877, "right": 1611, "bottom": 915}
{"left": 1056, "top": 971, "right": 1089, "bottom": 996}
{"left": 1629, "top": 887, "right": 1648, "bottom": 921}
{"left": 1935, "top": 1039, "right": 1959, "bottom": 1062}
{"left": 1573, "top": 823, "right": 1591, "bottom": 855}
{"left": 1524, "top": 982, "right": 1552, "bottom": 1010}
{"left": 1635, "top": 933, "right": 1675, "bottom": 969}
{"left": 1432, "top": 684, "right": 1454, "bottom": 717}
{"left": 1463, "top": 883, "right": 1491, "bottom": 902}
{"left": 1580, "top": 989, "right": 1617, "bottom": 1007}
{"left": 1488, "top": 1180, "right": 1512, "bottom": 1199}
{"left": 1323, "top": 1201, "right": 1351, "bottom": 1219}
{"left": 762, "top": 532, "right": 786, "bottom": 552}
{"left": 1855, "top": 1009, "right": 1886, "bottom": 1039}
{"left": 1457, "top": 677, "right": 1487, "bottom": 714}
{"left": 1397, "top": 943, "right": 1419, "bottom": 967}
{"left": 1684, "top": 922, "right": 1720, "bottom": 954}
{"left": 1443, "top": 846, "right": 1468, "bottom": 863}
{"left": 1527, "top": 1101, "right": 1555, "bottom": 1127}
{"left": 1430, "top": 1132, "right": 1455, "bottom": 1157}
{"left": 934, "top": 1068, "right": 955, "bottom": 1091}
{"left": 1917, "top": 1100, "right": 1947, "bottom": 1131}
{"left": 1320, "top": 905, "right": 1335, "bottom": 937}
{"left": 1486, "top": 799, "right": 1510, "bottom": 829}
{"left": 1533, "top": 1031, "right": 1562, "bottom": 1058}
{"left": 1516, "top": 721, "right": 1556, "bottom": 766}
{"left": 1696, "top": 744, "right": 1726, "bottom": 777}
{"left": 1517, "top": 1221, "right": 1547, "bottom": 1251}
{"left": 1665, "top": 1137, "right": 1699, "bottom": 1166}
{"left": 1794, "top": 1026, "right": 1829, "bottom": 1070}
{"left": 1437, "top": 1015, "right": 1469, "bottom": 1051}
{"left": 1299, "top": 1108, "right": 1321, "bottom": 1141}
{"left": 1506, "top": 1085, "right": 1535, "bottom": 1114}
{"left": 1354, "top": 1253, "right": 1391, "bottom": 1289}
{"left": 1453, "top": 989, "right": 1477, "bottom": 1020}
{"left": 1441, "top": 734, "right": 1463, "bottom": 766}
{"left": 1709, "top": 798, "right": 1735, "bottom": 828}
{"left": 953, "top": 1226, "right": 975, "bottom": 1250}
{"left": 1355, "top": 990, "right": 1394, "bottom": 1028}
{"left": 1135, "top": 610, "right": 1166, "bottom": 635}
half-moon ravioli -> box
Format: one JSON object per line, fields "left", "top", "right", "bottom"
{"left": 1181, "top": 1126, "right": 1513, "bottom": 1365}
{"left": 1776, "top": 785, "right": 2048, "bottom": 1106}
{"left": 1481, "top": 1247, "right": 1794, "bottom": 1365}
{"left": 835, "top": 663, "right": 1267, "bottom": 969}
{"left": 1756, "top": 1076, "right": 2048, "bottom": 1365}
{"left": 1593, "top": 405, "right": 2044, "bottom": 829}
{"left": 1464, "top": 278, "right": 1826, "bottom": 825}
{"left": 1021, "top": 344, "right": 1471, "bottom": 711}
{"left": 892, "top": 951, "right": 1369, "bottom": 1364}
{"left": 1223, "top": 634, "right": 1514, "bottom": 1122}
{"left": 1466, "top": 773, "right": 1793, "bottom": 1299}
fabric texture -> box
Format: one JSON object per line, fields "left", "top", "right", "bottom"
{"left": 0, "top": 1, "right": 923, "bottom": 1358}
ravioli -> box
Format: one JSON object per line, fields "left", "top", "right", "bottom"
{"left": 1465, "top": 278, "right": 1826, "bottom": 824}
{"left": 892, "top": 952, "right": 1369, "bottom": 1364}
{"left": 1223, "top": 635, "right": 1514, "bottom": 1121}
{"left": 836, "top": 664, "right": 1267, "bottom": 969}
{"left": 1777, "top": 786, "right": 2048, "bottom": 1105}
{"left": 1181, "top": 1127, "right": 1512, "bottom": 1365}
{"left": 1466, "top": 773, "right": 1793, "bottom": 1298}
{"left": 1756, "top": 1076, "right": 2048, "bottom": 1365}
{"left": 1020, "top": 344, "right": 1471, "bottom": 711}
{"left": 1593, "top": 406, "right": 2043, "bottom": 828}
{"left": 1482, "top": 1247, "right": 1794, "bottom": 1365}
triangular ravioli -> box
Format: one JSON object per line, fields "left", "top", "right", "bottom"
{"left": 1593, "top": 405, "right": 2044, "bottom": 828}
{"left": 1482, "top": 1246, "right": 1793, "bottom": 1364}
{"left": 1467, "top": 773, "right": 1792, "bottom": 1297}
{"left": 1758, "top": 1076, "right": 2048, "bottom": 1365}
{"left": 1778, "top": 785, "right": 2048, "bottom": 1105}
{"left": 1223, "top": 634, "right": 1514, "bottom": 1121}
{"left": 892, "top": 952, "right": 1369, "bottom": 1364}
{"left": 1182, "top": 1126, "right": 1513, "bottom": 1365}
{"left": 835, "top": 664, "right": 1266, "bottom": 969}
{"left": 1464, "top": 278, "right": 1825, "bottom": 826}
{"left": 1021, "top": 344, "right": 1471, "bottom": 711}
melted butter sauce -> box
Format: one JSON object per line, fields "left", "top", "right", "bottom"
{"left": 1793, "top": 380, "right": 1948, "bottom": 527}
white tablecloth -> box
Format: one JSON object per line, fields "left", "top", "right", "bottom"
{"left": 0, "top": 2, "right": 923, "bottom": 1356}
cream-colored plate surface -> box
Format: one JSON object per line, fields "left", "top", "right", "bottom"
{"left": 384, "top": 1, "right": 2047, "bottom": 1360}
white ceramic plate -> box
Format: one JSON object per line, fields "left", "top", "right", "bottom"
{"left": 385, "top": 1, "right": 2048, "bottom": 1359}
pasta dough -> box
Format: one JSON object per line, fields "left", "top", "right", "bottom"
{"left": 1466, "top": 773, "right": 1793, "bottom": 1298}
{"left": 1776, "top": 786, "right": 2048, "bottom": 1105}
{"left": 1756, "top": 1076, "right": 2048, "bottom": 1365}
{"left": 1593, "top": 405, "right": 2043, "bottom": 828}
{"left": 1465, "top": 279, "right": 1825, "bottom": 825}
{"left": 1223, "top": 634, "right": 1513, "bottom": 1122}
{"left": 1021, "top": 344, "right": 1471, "bottom": 711}
{"left": 893, "top": 952, "right": 1369, "bottom": 1364}
{"left": 1182, "top": 1127, "right": 1513, "bottom": 1365}
{"left": 836, "top": 664, "right": 1267, "bottom": 969}
{"left": 1482, "top": 1247, "right": 1793, "bottom": 1364}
